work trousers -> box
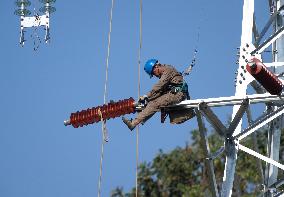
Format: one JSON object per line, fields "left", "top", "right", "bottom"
{"left": 136, "top": 91, "right": 186, "bottom": 124}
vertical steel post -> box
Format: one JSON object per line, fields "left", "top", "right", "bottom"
{"left": 275, "top": 0, "right": 284, "bottom": 63}
{"left": 221, "top": 1, "right": 255, "bottom": 196}
{"left": 266, "top": 0, "right": 284, "bottom": 193}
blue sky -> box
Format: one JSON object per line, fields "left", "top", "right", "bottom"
{"left": 0, "top": 0, "right": 270, "bottom": 196}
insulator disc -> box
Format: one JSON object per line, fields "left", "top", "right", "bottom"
{"left": 15, "top": 0, "right": 31, "bottom": 7}
{"left": 14, "top": 8, "right": 31, "bottom": 16}
{"left": 39, "top": 0, "right": 56, "bottom": 3}
{"left": 39, "top": 6, "right": 56, "bottom": 13}
{"left": 246, "top": 58, "right": 283, "bottom": 95}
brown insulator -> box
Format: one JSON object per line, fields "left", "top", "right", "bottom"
{"left": 246, "top": 58, "right": 283, "bottom": 95}
{"left": 67, "top": 97, "right": 136, "bottom": 128}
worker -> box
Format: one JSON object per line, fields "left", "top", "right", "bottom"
{"left": 122, "top": 59, "right": 195, "bottom": 131}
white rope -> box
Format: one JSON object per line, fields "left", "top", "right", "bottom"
{"left": 97, "top": 0, "right": 115, "bottom": 196}
{"left": 97, "top": 109, "right": 107, "bottom": 197}
{"left": 136, "top": 0, "right": 142, "bottom": 196}
{"left": 103, "top": 0, "right": 114, "bottom": 105}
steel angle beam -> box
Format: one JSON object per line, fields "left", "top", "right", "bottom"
{"left": 238, "top": 144, "right": 284, "bottom": 170}
{"left": 253, "top": 14, "right": 260, "bottom": 43}
{"left": 220, "top": 141, "right": 238, "bottom": 197}
{"left": 275, "top": 192, "right": 284, "bottom": 197}
{"left": 270, "top": 179, "right": 284, "bottom": 191}
{"left": 251, "top": 81, "right": 266, "bottom": 94}
{"left": 227, "top": 99, "right": 249, "bottom": 137}
{"left": 174, "top": 93, "right": 284, "bottom": 109}
{"left": 264, "top": 62, "right": 284, "bottom": 67}
{"left": 252, "top": 26, "right": 284, "bottom": 54}
{"left": 207, "top": 146, "right": 225, "bottom": 160}
{"left": 268, "top": 0, "right": 273, "bottom": 14}
{"left": 246, "top": 106, "right": 265, "bottom": 184}
{"left": 255, "top": 9, "right": 280, "bottom": 46}
{"left": 234, "top": 105, "right": 284, "bottom": 141}
{"left": 266, "top": 119, "right": 282, "bottom": 187}
{"left": 195, "top": 109, "right": 219, "bottom": 197}
{"left": 198, "top": 102, "right": 226, "bottom": 136}
{"left": 259, "top": 178, "right": 284, "bottom": 197}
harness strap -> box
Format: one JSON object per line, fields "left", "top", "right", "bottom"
{"left": 169, "top": 81, "right": 188, "bottom": 93}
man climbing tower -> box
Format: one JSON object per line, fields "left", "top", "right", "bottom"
{"left": 122, "top": 59, "right": 195, "bottom": 131}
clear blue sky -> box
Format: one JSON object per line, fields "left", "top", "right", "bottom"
{"left": 0, "top": 0, "right": 269, "bottom": 196}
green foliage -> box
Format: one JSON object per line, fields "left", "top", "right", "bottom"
{"left": 111, "top": 127, "right": 284, "bottom": 197}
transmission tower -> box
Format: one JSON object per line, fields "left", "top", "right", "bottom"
{"left": 174, "top": 0, "right": 284, "bottom": 196}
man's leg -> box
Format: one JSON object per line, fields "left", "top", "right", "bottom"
{"left": 122, "top": 92, "right": 184, "bottom": 130}
{"left": 122, "top": 101, "right": 159, "bottom": 130}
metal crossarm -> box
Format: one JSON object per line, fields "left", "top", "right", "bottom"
{"left": 172, "top": 93, "right": 284, "bottom": 108}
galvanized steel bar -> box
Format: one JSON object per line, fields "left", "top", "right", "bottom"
{"left": 227, "top": 99, "right": 249, "bottom": 136}
{"left": 196, "top": 109, "right": 219, "bottom": 197}
{"left": 198, "top": 102, "right": 226, "bottom": 136}
{"left": 175, "top": 93, "right": 284, "bottom": 108}
{"left": 252, "top": 26, "right": 284, "bottom": 55}
{"left": 238, "top": 144, "right": 284, "bottom": 170}
{"left": 233, "top": 105, "right": 284, "bottom": 140}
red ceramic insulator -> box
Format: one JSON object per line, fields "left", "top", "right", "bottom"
{"left": 68, "top": 97, "right": 136, "bottom": 128}
{"left": 246, "top": 58, "right": 283, "bottom": 95}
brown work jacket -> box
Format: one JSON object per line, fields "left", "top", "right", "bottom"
{"left": 146, "top": 64, "right": 184, "bottom": 101}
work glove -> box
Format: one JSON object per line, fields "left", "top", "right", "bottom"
{"left": 138, "top": 95, "right": 148, "bottom": 103}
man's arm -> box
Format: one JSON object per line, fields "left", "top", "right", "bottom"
{"left": 146, "top": 69, "right": 172, "bottom": 100}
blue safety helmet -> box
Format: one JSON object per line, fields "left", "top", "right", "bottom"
{"left": 144, "top": 59, "right": 158, "bottom": 78}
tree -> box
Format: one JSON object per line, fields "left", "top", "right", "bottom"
{"left": 111, "top": 127, "right": 284, "bottom": 197}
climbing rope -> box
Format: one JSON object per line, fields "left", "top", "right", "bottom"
{"left": 183, "top": 8, "right": 205, "bottom": 76}
{"left": 136, "top": 1, "right": 143, "bottom": 196}
{"left": 97, "top": 0, "right": 115, "bottom": 196}
{"left": 183, "top": 26, "right": 200, "bottom": 76}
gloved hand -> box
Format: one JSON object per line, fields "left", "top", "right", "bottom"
{"left": 138, "top": 95, "right": 148, "bottom": 103}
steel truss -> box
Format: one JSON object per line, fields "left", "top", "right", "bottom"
{"left": 168, "top": 0, "right": 284, "bottom": 196}
{"left": 168, "top": 94, "right": 284, "bottom": 196}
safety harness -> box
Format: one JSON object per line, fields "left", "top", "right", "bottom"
{"left": 168, "top": 80, "right": 190, "bottom": 99}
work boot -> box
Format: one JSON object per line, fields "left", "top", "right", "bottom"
{"left": 122, "top": 117, "right": 136, "bottom": 131}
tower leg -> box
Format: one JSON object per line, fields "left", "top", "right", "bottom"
{"left": 221, "top": 140, "right": 237, "bottom": 197}
{"left": 196, "top": 109, "right": 219, "bottom": 197}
